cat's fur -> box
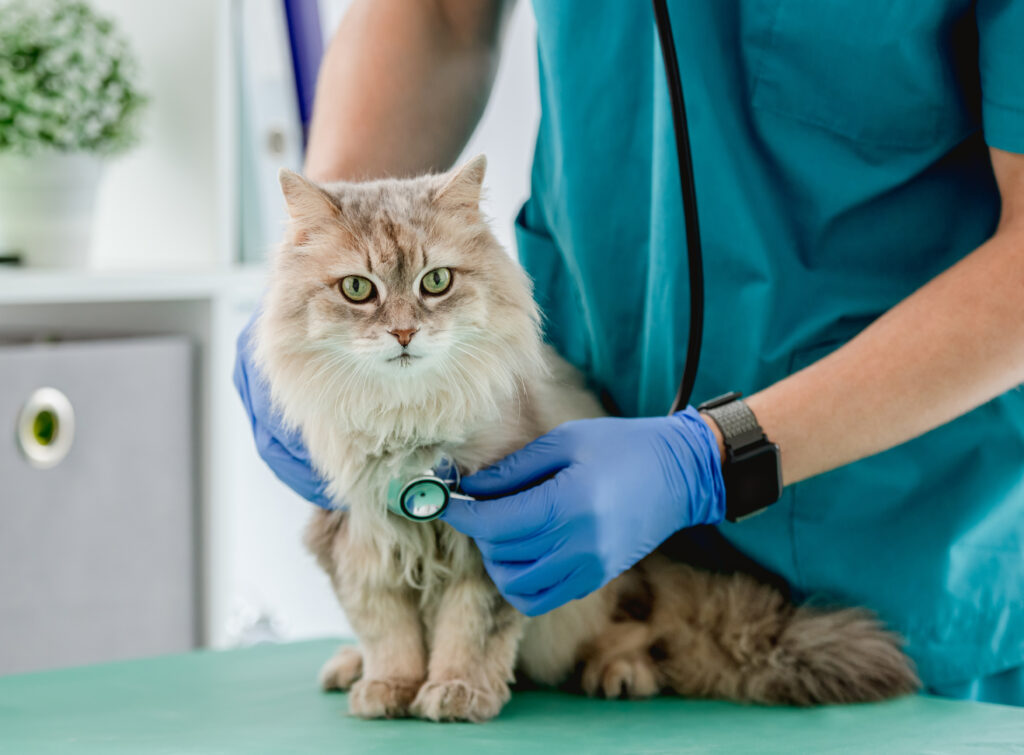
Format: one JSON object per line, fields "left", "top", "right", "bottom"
{"left": 253, "top": 156, "right": 919, "bottom": 722}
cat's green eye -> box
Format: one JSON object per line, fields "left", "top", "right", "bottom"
{"left": 340, "top": 275, "right": 375, "bottom": 302}
{"left": 421, "top": 267, "right": 452, "bottom": 296}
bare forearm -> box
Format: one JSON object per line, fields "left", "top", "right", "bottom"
{"left": 745, "top": 224, "right": 1024, "bottom": 485}
{"left": 305, "top": 0, "right": 510, "bottom": 182}
{"left": 741, "top": 150, "right": 1024, "bottom": 486}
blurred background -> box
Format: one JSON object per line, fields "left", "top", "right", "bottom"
{"left": 0, "top": 0, "right": 539, "bottom": 675}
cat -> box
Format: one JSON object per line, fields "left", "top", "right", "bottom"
{"left": 252, "top": 155, "right": 919, "bottom": 722}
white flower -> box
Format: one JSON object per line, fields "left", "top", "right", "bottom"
{"left": 24, "top": 92, "right": 48, "bottom": 112}
{"left": 82, "top": 118, "right": 102, "bottom": 139}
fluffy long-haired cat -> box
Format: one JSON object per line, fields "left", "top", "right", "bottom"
{"left": 253, "top": 156, "right": 919, "bottom": 722}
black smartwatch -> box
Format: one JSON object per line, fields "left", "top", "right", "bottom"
{"left": 697, "top": 392, "right": 782, "bottom": 522}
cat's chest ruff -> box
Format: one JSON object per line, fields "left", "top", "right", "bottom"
{"left": 318, "top": 379, "right": 529, "bottom": 498}
{"left": 338, "top": 402, "right": 497, "bottom": 466}
{"left": 343, "top": 402, "right": 476, "bottom": 446}
{"left": 343, "top": 429, "right": 461, "bottom": 470}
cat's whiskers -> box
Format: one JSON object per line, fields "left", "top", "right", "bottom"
{"left": 313, "top": 357, "right": 365, "bottom": 412}
{"left": 454, "top": 338, "right": 533, "bottom": 403}
{"left": 306, "top": 348, "right": 357, "bottom": 388}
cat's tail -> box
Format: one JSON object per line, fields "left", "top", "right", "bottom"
{"left": 573, "top": 559, "right": 919, "bottom": 706}
{"left": 740, "top": 605, "right": 920, "bottom": 705}
{"left": 632, "top": 560, "right": 921, "bottom": 706}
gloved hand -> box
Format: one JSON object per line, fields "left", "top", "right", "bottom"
{"left": 442, "top": 408, "right": 726, "bottom": 616}
{"left": 233, "top": 310, "right": 333, "bottom": 509}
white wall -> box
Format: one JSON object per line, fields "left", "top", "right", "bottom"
{"left": 89, "top": 0, "right": 220, "bottom": 271}
{"left": 87, "top": 0, "right": 537, "bottom": 272}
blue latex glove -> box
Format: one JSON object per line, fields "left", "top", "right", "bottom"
{"left": 442, "top": 409, "right": 726, "bottom": 616}
{"left": 233, "top": 311, "right": 333, "bottom": 509}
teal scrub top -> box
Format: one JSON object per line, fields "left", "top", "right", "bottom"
{"left": 518, "top": 1, "right": 1024, "bottom": 695}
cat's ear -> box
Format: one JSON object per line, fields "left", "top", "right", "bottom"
{"left": 434, "top": 154, "right": 487, "bottom": 211}
{"left": 278, "top": 169, "right": 341, "bottom": 242}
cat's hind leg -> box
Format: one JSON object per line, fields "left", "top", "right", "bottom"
{"left": 576, "top": 570, "right": 663, "bottom": 700}
{"left": 580, "top": 647, "right": 660, "bottom": 700}
{"left": 319, "top": 645, "right": 363, "bottom": 691}
{"left": 610, "top": 554, "right": 920, "bottom": 706}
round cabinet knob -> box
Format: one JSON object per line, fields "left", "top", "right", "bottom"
{"left": 17, "top": 387, "right": 75, "bottom": 469}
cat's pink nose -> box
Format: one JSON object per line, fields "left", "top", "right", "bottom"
{"left": 389, "top": 328, "right": 418, "bottom": 347}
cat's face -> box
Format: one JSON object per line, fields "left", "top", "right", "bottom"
{"left": 257, "top": 156, "right": 542, "bottom": 426}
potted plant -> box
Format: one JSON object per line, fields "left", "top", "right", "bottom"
{"left": 0, "top": 0, "right": 146, "bottom": 268}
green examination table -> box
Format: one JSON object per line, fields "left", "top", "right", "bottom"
{"left": 2, "top": 640, "right": 1022, "bottom": 754}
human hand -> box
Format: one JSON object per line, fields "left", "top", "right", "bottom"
{"left": 232, "top": 310, "right": 333, "bottom": 508}
{"left": 442, "top": 408, "right": 726, "bottom": 615}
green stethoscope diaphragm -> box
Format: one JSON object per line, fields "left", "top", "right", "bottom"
{"left": 386, "top": 459, "right": 473, "bottom": 522}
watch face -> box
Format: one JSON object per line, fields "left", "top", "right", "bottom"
{"left": 725, "top": 443, "right": 782, "bottom": 520}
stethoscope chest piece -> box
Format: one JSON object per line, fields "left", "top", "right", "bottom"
{"left": 393, "top": 473, "right": 450, "bottom": 521}
{"left": 387, "top": 460, "right": 467, "bottom": 522}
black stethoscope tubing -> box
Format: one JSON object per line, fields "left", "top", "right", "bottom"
{"left": 652, "top": 0, "right": 705, "bottom": 414}
{"left": 394, "top": 4, "right": 704, "bottom": 523}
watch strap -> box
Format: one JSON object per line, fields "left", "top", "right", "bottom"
{"left": 700, "top": 397, "right": 765, "bottom": 452}
{"left": 697, "top": 392, "right": 782, "bottom": 522}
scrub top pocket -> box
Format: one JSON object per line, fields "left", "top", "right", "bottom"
{"left": 749, "top": 0, "right": 979, "bottom": 150}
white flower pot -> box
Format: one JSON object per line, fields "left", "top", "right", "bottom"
{"left": 0, "top": 152, "right": 104, "bottom": 268}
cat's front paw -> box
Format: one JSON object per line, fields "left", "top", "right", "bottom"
{"left": 348, "top": 677, "right": 421, "bottom": 719}
{"left": 581, "top": 654, "right": 660, "bottom": 700}
{"left": 411, "top": 678, "right": 507, "bottom": 723}
{"left": 319, "top": 646, "right": 363, "bottom": 691}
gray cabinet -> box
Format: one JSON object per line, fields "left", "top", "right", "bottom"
{"left": 0, "top": 337, "right": 197, "bottom": 675}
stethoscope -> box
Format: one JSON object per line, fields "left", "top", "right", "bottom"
{"left": 391, "top": 1, "right": 702, "bottom": 522}
{"left": 386, "top": 459, "right": 475, "bottom": 521}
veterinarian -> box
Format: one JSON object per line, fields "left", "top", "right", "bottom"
{"left": 235, "top": 1, "right": 1024, "bottom": 705}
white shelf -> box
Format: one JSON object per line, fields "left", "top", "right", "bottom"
{"left": 0, "top": 260, "right": 288, "bottom": 647}
{"left": 0, "top": 266, "right": 267, "bottom": 305}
